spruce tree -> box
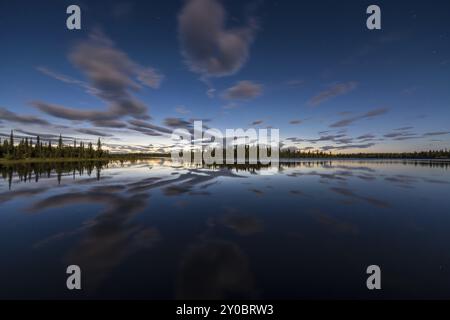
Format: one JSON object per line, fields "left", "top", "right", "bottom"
{"left": 97, "top": 138, "right": 103, "bottom": 158}
{"left": 9, "top": 130, "right": 14, "bottom": 156}
{"left": 58, "top": 134, "right": 63, "bottom": 157}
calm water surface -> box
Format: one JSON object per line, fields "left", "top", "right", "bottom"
{"left": 1, "top": 159, "right": 450, "bottom": 299}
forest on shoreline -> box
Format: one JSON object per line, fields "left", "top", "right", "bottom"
{"left": 278, "top": 149, "right": 450, "bottom": 160}
{"left": 0, "top": 131, "right": 169, "bottom": 162}
{"left": 1, "top": 130, "right": 449, "bottom": 162}
{"left": 0, "top": 131, "right": 107, "bottom": 160}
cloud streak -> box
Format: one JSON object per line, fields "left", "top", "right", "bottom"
{"left": 330, "top": 107, "right": 388, "bottom": 128}
{"left": 0, "top": 107, "right": 50, "bottom": 125}
{"left": 308, "top": 82, "right": 357, "bottom": 107}
{"left": 75, "top": 128, "right": 114, "bottom": 137}
{"left": 128, "top": 119, "right": 173, "bottom": 136}
{"left": 223, "top": 81, "right": 262, "bottom": 100}
{"left": 321, "top": 143, "right": 376, "bottom": 151}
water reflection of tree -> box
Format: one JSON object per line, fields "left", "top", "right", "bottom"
{"left": 2, "top": 159, "right": 449, "bottom": 190}
{"left": 204, "top": 159, "right": 450, "bottom": 170}
{"left": 0, "top": 161, "right": 109, "bottom": 189}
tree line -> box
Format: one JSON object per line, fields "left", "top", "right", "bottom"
{"left": 0, "top": 131, "right": 108, "bottom": 160}
{"left": 199, "top": 145, "right": 450, "bottom": 160}
{"left": 279, "top": 149, "right": 450, "bottom": 159}
{"left": 1, "top": 130, "right": 449, "bottom": 161}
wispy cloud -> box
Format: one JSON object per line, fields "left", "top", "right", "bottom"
{"left": 321, "top": 143, "right": 376, "bottom": 151}
{"left": 175, "top": 106, "right": 190, "bottom": 114}
{"left": 356, "top": 134, "right": 376, "bottom": 140}
{"left": 222, "top": 81, "right": 262, "bottom": 100}
{"left": 285, "top": 137, "right": 304, "bottom": 143}
{"left": 128, "top": 119, "right": 172, "bottom": 135}
{"left": 423, "top": 131, "right": 450, "bottom": 137}
{"left": 383, "top": 132, "right": 416, "bottom": 138}
{"left": 222, "top": 102, "right": 239, "bottom": 110}
{"left": 34, "top": 31, "right": 163, "bottom": 125}
{"left": 285, "top": 79, "right": 305, "bottom": 88}
{"left": 91, "top": 120, "right": 128, "bottom": 128}
{"left": 36, "top": 66, "right": 89, "bottom": 88}
{"left": 329, "top": 107, "right": 388, "bottom": 128}
{"left": 250, "top": 120, "right": 263, "bottom": 126}
{"left": 308, "top": 82, "right": 357, "bottom": 107}
{"left": 32, "top": 102, "right": 112, "bottom": 121}
{"left": 7, "top": 129, "right": 78, "bottom": 142}
{"left": 382, "top": 130, "right": 450, "bottom": 141}
{"left": 75, "top": 128, "right": 114, "bottom": 137}
{"left": 164, "top": 118, "right": 193, "bottom": 129}
{"left": 0, "top": 107, "right": 50, "bottom": 125}
{"left": 394, "top": 126, "right": 414, "bottom": 131}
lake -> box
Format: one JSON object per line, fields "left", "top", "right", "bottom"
{"left": 1, "top": 158, "right": 450, "bottom": 299}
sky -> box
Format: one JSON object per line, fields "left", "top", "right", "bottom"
{"left": 0, "top": 0, "right": 449, "bottom": 153}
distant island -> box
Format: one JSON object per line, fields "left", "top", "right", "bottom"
{"left": 278, "top": 149, "right": 450, "bottom": 160}
{"left": 1, "top": 130, "right": 449, "bottom": 164}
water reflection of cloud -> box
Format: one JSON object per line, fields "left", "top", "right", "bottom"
{"left": 330, "top": 187, "right": 390, "bottom": 208}
{"left": 248, "top": 188, "right": 264, "bottom": 196}
{"left": 189, "top": 191, "right": 212, "bottom": 196}
{"left": 327, "top": 165, "right": 376, "bottom": 173}
{"left": 0, "top": 187, "right": 49, "bottom": 204}
{"left": 288, "top": 171, "right": 348, "bottom": 181}
{"left": 289, "top": 190, "right": 307, "bottom": 196}
{"left": 384, "top": 175, "right": 418, "bottom": 186}
{"left": 310, "top": 209, "right": 359, "bottom": 235}
{"left": 28, "top": 186, "right": 160, "bottom": 291}
{"left": 89, "top": 185, "right": 126, "bottom": 193}
{"left": 356, "top": 174, "right": 376, "bottom": 181}
{"left": 4, "top": 158, "right": 450, "bottom": 298}
{"left": 125, "top": 168, "right": 244, "bottom": 195}
{"left": 160, "top": 169, "right": 244, "bottom": 196}
{"left": 72, "top": 176, "right": 113, "bottom": 185}
{"left": 220, "top": 211, "right": 264, "bottom": 236}
{"left": 422, "top": 178, "right": 450, "bottom": 185}
{"left": 383, "top": 174, "right": 450, "bottom": 188}
{"left": 176, "top": 240, "right": 257, "bottom": 299}
{"left": 24, "top": 166, "right": 253, "bottom": 291}
{"left": 164, "top": 185, "right": 191, "bottom": 196}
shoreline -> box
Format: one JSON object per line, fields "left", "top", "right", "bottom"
{"left": 278, "top": 157, "right": 450, "bottom": 162}
{"left": 1, "top": 156, "right": 449, "bottom": 165}
{"left": 0, "top": 155, "right": 170, "bottom": 165}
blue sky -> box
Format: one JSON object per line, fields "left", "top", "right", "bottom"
{"left": 0, "top": 0, "right": 449, "bottom": 153}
